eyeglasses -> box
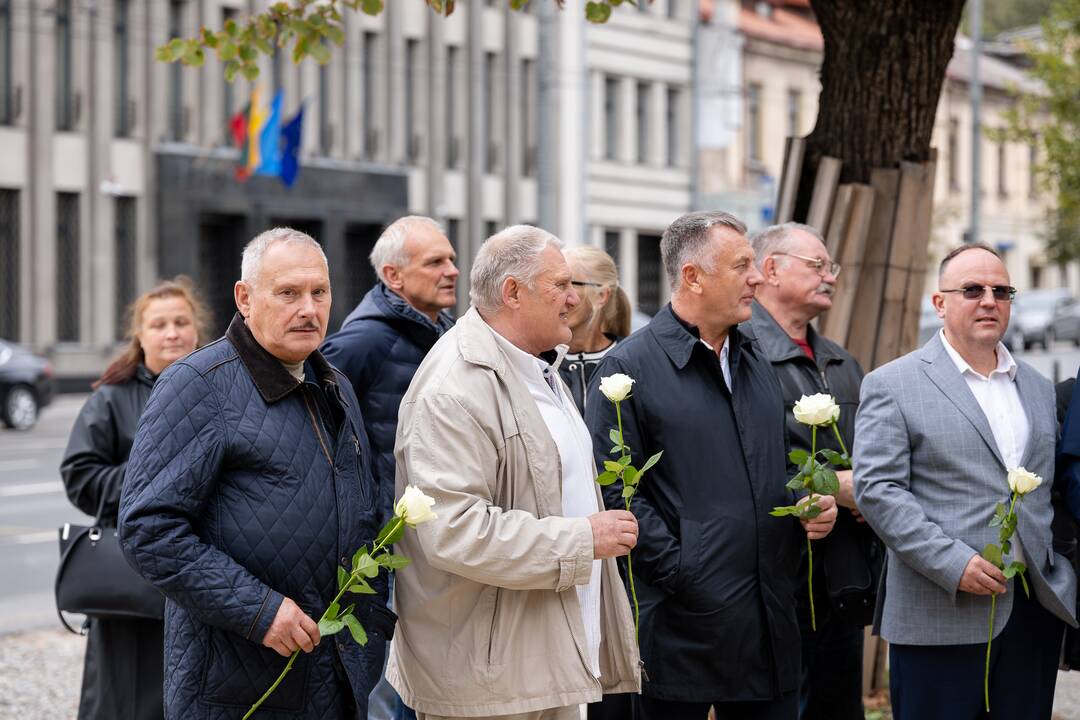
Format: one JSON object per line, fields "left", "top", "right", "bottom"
{"left": 772, "top": 252, "right": 841, "bottom": 278}
{"left": 939, "top": 284, "right": 1017, "bottom": 302}
{"left": 571, "top": 280, "right": 604, "bottom": 288}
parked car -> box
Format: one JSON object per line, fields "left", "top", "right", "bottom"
{"left": 1051, "top": 295, "right": 1080, "bottom": 347}
{"left": 1012, "top": 288, "right": 1073, "bottom": 350}
{"left": 0, "top": 340, "right": 55, "bottom": 430}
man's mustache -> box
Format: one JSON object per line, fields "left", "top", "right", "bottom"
{"left": 289, "top": 323, "right": 320, "bottom": 331}
{"left": 816, "top": 283, "right": 835, "bottom": 296}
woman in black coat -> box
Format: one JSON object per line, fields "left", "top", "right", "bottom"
{"left": 61, "top": 277, "right": 209, "bottom": 720}
{"left": 559, "top": 246, "right": 632, "bottom": 416}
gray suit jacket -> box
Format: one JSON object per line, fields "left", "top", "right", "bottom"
{"left": 853, "top": 332, "right": 1077, "bottom": 645}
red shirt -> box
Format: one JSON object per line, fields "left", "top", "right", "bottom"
{"left": 793, "top": 336, "right": 814, "bottom": 361}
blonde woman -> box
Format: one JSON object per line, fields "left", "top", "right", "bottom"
{"left": 61, "top": 277, "right": 210, "bottom": 720}
{"left": 559, "top": 246, "right": 632, "bottom": 414}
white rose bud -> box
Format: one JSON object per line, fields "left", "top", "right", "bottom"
{"left": 599, "top": 373, "right": 635, "bottom": 403}
{"left": 1007, "top": 467, "right": 1043, "bottom": 496}
{"left": 395, "top": 485, "right": 438, "bottom": 526}
{"left": 792, "top": 393, "right": 841, "bottom": 427}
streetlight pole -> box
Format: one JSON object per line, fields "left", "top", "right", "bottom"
{"left": 969, "top": 0, "right": 982, "bottom": 244}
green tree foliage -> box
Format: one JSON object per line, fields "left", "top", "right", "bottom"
{"left": 999, "top": 0, "right": 1080, "bottom": 263}
{"left": 965, "top": 0, "right": 1053, "bottom": 37}
{"left": 155, "top": 0, "right": 646, "bottom": 82}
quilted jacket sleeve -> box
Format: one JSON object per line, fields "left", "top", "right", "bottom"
{"left": 119, "top": 362, "right": 284, "bottom": 643}
{"left": 398, "top": 393, "right": 595, "bottom": 592}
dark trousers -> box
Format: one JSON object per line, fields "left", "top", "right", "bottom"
{"left": 635, "top": 691, "right": 798, "bottom": 720}
{"left": 588, "top": 693, "right": 635, "bottom": 720}
{"left": 890, "top": 587, "right": 1064, "bottom": 720}
{"left": 798, "top": 596, "right": 864, "bottom": 720}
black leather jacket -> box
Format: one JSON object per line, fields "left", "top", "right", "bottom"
{"left": 744, "top": 300, "right": 883, "bottom": 627}
{"left": 558, "top": 335, "right": 621, "bottom": 415}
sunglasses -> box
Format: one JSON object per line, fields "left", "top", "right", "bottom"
{"left": 939, "top": 284, "right": 1017, "bottom": 302}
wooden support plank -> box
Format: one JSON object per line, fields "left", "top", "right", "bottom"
{"left": 806, "top": 156, "right": 842, "bottom": 236}
{"left": 823, "top": 184, "right": 854, "bottom": 261}
{"left": 846, "top": 168, "right": 900, "bottom": 370}
{"left": 819, "top": 183, "right": 874, "bottom": 344}
{"left": 900, "top": 157, "right": 939, "bottom": 355}
{"left": 774, "top": 136, "right": 806, "bottom": 224}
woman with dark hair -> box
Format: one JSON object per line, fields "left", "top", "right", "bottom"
{"left": 559, "top": 246, "right": 633, "bottom": 415}
{"left": 61, "top": 276, "right": 210, "bottom": 720}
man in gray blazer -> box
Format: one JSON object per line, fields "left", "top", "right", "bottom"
{"left": 854, "top": 243, "right": 1077, "bottom": 720}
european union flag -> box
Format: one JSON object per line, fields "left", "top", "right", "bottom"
{"left": 280, "top": 106, "right": 305, "bottom": 188}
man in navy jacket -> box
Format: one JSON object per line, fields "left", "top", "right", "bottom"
{"left": 120, "top": 228, "right": 391, "bottom": 719}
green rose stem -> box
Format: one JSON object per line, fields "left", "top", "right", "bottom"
{"left": 242, "top": 516, "right": 406, "bottom": 720}
{"left": 614, "top": 399, "right": 641, "bottom": 644}
{"left": 983, "top": 492, "right": 1018, "bottom": 713}
{"left": 806, "top": 425, "right": 817, "bottom": 633}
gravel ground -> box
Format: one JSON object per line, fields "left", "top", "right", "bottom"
{"left": 2, "top": 627, "right": 1080, "bottom": 720}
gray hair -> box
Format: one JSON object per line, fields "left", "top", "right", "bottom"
{"left": 241, "top": 227, "right": 328, "bottom": 285}
{"left": 469, "top": 225, "right": 563, "bottom": 313}
{"left": 750, "top": 222, "right": 826, "bottom": 269}
{"left": 661, "top": 211, "right": 747, "bottom": 290}
{"left": 369, "top": 215, "right": 446, "bottom": 285}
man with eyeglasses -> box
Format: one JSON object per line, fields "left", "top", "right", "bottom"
{"left": 745, "top": 222, "right": 880, "bottom": 720}
{"left": 854, "top": 243, "right": 1077, "bottom": 720}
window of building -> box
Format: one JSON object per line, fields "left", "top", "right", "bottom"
{"left": 55, "top": 0, "right": 74, "bottom": 131}
{"left": 114, "top": 0, "right": 132, "bottom": 137}
{"left": 1029, "top": 143, "right": 1038, "bottom": 198}
{"left": 604, "top": 76, "right": 618, "bottom": 160}
{"left": 604, "top": 230, "right": 621, "bottom": 267}
{"left": 114, "top": 197, "right": 136, "bottom": 340}
{"left": 0, "top": 0, "right": 10, "bottom": 126}
{"left": 446, "top": 45, "right": 460, "bottom": 169}
{"left": 522, "top": 58, "right": 537, "bottom": 176}
{"left": 167, "top": 1, "right": 185, "bottom": 141}
{"left": 485, "top": 52, "right": 499, "bottom": 173}
{"left": 1031, "top": 264, "right": 1043, "bottom": 289}
{"left": 485, "top": 220, "right": 499, "bottom": 240}
{"left": 746, "top": 83, "right": 762, "bottom": 166}
{"left": 637, "top": 233, "right": 662, "bottom": 315}
{"left": 636, "top": 81, "right": 649, "bottom": 164}
{"left": 786, "top": 88, "right": 800, "bottom": 138}
{"left": 362, "top": 31, "right": 378, "bottom": 160}
{"left": 667, "top": 0, "right": 679, "bottom": 19}
{"left": 997, "top": 139, "right": 1008, "bottom": 197}
{"left": 948, "top": 117, "right": 960, "bottom": 191}
{"left": 446, "top": 217, "right": 460, "bottom": 250}
{"left": 0, "top": 189, "right": 18, "bottom": 340}
{"left": 56, "top": 193, "right": 80, "bottom": 342}
{"left": 666, "top": 86, "right": 680, "bottom": 167}
{"left": 406, "top": 39, "right": 419, "bottom": 163}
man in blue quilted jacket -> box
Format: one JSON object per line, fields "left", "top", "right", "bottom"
{"left": 321, "top": 215, "right": 457, "bottom": 720}
{"left": 119, "top": 227, "right": 392, "bottom": 719}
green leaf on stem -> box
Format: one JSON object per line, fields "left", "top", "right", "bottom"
{"left": 603, "top": 460, "right": 623, "bottom": 473}
{"left": 1002, "top": 539, "right": 1012, "bottom": 555}
{"left": 337, "top": 566, "right": 349, "bottom": 590}
{"left": 800, "top": 504, "right": 823, "bottom": 519}
{"left": 1002, "top": 560, "right": 1026, "bottom": 579}
{"left": 622, "top": 485, "right": 636, "bottom": 499}
{"left": 819, "top": 449, "right": 843, "bottom": 465}
{"left": 595, "top": 470, "right": 618, "bottom": 486}
{"left": 347, "top": 578, "right": 377, "bottom": 595}
{"left": 356, "top": 553, "right": 379, "bottom": 578}
{"left": 342, "top": 613, "right": 369, "bottom": 645}
{"left": 770, "top": 505, "right": 799, "bottom": 517}
{"left": 815, "top": 468, "right": 840, "bottom": 497}
{"left": 325, "top": 600, "right": 341, "bottom": 620}
{"left": 609, "top": 428, "right": 622, "bottom": 446}
{"left": 982, "top": 543, "right": 1003, "bottom": 568}
{"left": 785, "top": 476, "right": 805, "bottom": 491}
{"left": 376, "top": 553, "right": 411, "bottom": 571}
{"left": 608, "top": 445, "right": 621, "bottom": 454}
{"left": 376, "top": 518, "right": 405, "bottom": 547}
{"left": 617, "top": 455, "right": 632, "bottom": 467}
{"left": 788, "top": 449, "right": 809, "bottom": 465}
{"left": 638, "top": 451, "right": 663, "bottom": 476}
{"left": 318, "top": 617, "right": 346, "bottom": 635}
{"left": 1020, "top": 570, "right": 1030, "bottom": 598}
{"left": 352, "top": 546, "right": 369, "bottom": 571}
{"left": 622, "top": 467, "right": 638, "bottom": 487}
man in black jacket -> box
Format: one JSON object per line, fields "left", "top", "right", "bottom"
{"left": 585, "top": 211, "right": 837, "bottom": 720}
{"left": 321, "top": 215, "right": 457, "bottom": 720}
{"left": 745, "top": 222, "right": 880, "bottom": 720}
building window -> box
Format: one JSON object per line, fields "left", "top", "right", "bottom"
{"left": 362, "top": 31, "right": 378, "bottom": 160}
{"left": 522, "top": 58, "right": 537, "bottom": 176}
{"left": 167, "top": 1, "right": 185, "bottom": 141}
{"left": 997, "top": 139, "right": 1008, "bottom": 197}
{"left": 667, "top": 0, "right": 679, "bottom": 18}
{"left": 604, "top": 76, "right": 617, "bottom": 160}
{"left": 1031, "top": 264, "right": 1043, "bottom": 289}
{"left": 637, "top": 233, "right": 662, "bottom": 315}
{"left": 56, "top": 193, "right": 80, "bottom": 342}
{"left": 0, "top": 189, "right": 18, "bottom": 340}
{"left": 746, "top": 83, "right": 762, "bottom": 166}
{"left": 485, "top": 220, "right": 499, "bottom": 240}
{"left": 405, "top": 39, "right": 419, "bottom": 163}
{"left": 114, "top": 197, "right": 137, "bottom": 340}
{"left": 604, "top": 230, "right": 620, "bottom": 267}
{"left": 485, "top": 52, "right": 499, "bottom": 173}
{"left": 446, "top": 217, "right": 460, "bottom": 250}
{"left": 318, "top": 43, "right": 332, "bottom": 155}
{"left": 786, "top": 88, "right": 800, "bottom": 137}
{"left": 948, "top": 117, "right": 960, "bottom": 191}
{"left": 446, "top": 45, "right": 460, "bottom": 169}
{"left": 666, "top": 86, "right": 680, "bottom": 167}
{"left": 1029, "top": 143, "right": 1038, "bottom": 198}
{"left": 636, "top": 81, "right": 649, "bottom": 164}
{"left": 0, "top": 0, "right": 14, "bottom": 125}
{"left": 55, "top": 0, "right": 74, "bottom": 131}
{"left": 114, "top": 0, "right": 132, "bottom": 137}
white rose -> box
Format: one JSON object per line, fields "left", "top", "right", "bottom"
{"left": 599, "top": 373, "right": 635, "bottom": 403}
{"left": 792, "top": 393, "right": 841, "bottom": 427}
{"left": 395, "top": 485, "right": 438, "bottom": 526}
{"left": 1007, "top": 467, "right": 1043, "bottom": 496}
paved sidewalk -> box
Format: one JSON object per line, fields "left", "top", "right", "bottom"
{"left": 3, "top": 627, "right": 1080, "bottom": 719}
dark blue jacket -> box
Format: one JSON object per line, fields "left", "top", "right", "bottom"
{"left": 584, "top": 304, "right": 802, "bottom": 702}
{"left": 119, "top": 314, "right": 391, "bottom": 720}
{"left": 321, "top": 283, "right": 454, "bottom": 522}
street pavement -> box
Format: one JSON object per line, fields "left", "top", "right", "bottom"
{"left": 3, "top": 343, "right": 1080, "bottom": 717}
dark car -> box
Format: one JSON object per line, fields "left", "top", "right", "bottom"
{"left": 0, "top": 340, "right": 54, "bottom": 430}
{"left": 1051, "top": 296, "right": 1080, "bottom": 347}
{"left": 1012, "top": 288, "right": 1072, "bottom": 350}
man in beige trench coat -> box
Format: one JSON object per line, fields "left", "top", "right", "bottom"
{"left": 386, "top": 225, "right": 642, "bottom": 720}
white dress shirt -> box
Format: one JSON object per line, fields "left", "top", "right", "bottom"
{"left": 489, "top": 328, "right": 603, "bottom": 678}
{"left": 939, "top": 330, "right": 1030, "bottom": 470}
{"left": 700, "top": 335, "right": 732, "bottom": 390}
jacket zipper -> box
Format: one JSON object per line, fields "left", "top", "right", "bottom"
{"left": 302, "top": 389, "right": 334, "bottom": 469}
{"left": 487, "top": 588, "right": 501, "bottom": 664}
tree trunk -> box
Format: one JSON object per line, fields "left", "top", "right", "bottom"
{"left": 795, "top": 0, "right": 966, "bottom": 218}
